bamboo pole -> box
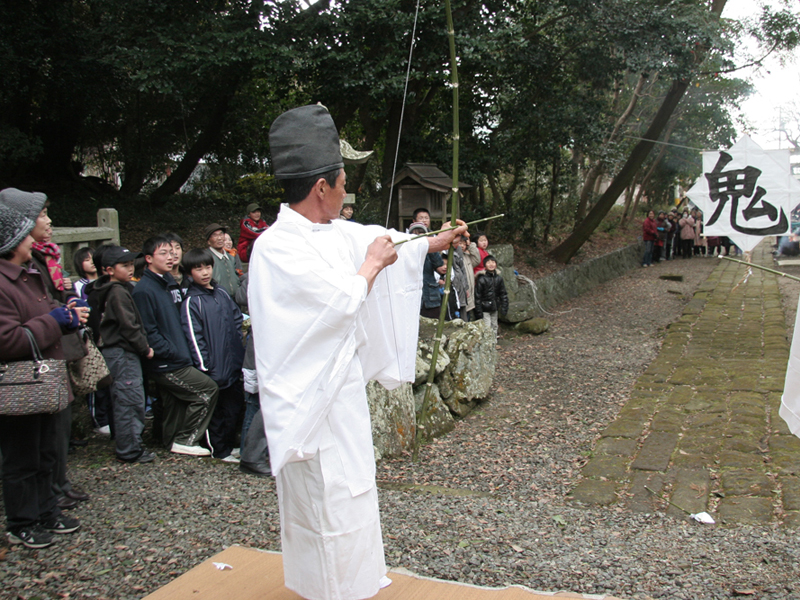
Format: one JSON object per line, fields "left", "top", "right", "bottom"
{"left": 413, "top": 0, "right": 460, "bottom": 462}
{"left": 720, "top": 255, "right": 800, "bottom": 283}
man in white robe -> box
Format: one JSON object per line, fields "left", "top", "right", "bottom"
{"left": 248, "top": 105, "right": 466, "bottom": 600}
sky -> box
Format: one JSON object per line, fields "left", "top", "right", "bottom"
{"left": 726, "top": 0, "right": 800, "bottom": 151}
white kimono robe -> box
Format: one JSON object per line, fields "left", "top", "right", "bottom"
{"left": 781, "top": 297, "right": 800, "bottom": 435}
{"left": 248, "top": 204, "right": 427, "bottom": 600}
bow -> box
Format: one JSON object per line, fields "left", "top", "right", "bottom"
{"left": 412, "top": 0, "right": 460, "bottom": 462}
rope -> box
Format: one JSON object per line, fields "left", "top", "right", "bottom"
{"left": 516, "top": 273, "right": 586, "bottom": 316}
{"left": 384, "top": 0, "right": 423, "bottom": 228}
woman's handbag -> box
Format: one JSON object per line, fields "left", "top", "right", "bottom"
{"left": 68, "top": 328, "right": 112, "bottom": 397}
{"left": 0, "top": 328, "right": 71, "bottom": 416}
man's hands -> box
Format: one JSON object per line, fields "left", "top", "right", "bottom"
{"left": 358, "top": 235, "right": 398, "bottom": 292}
{"left": 427, "top": 219, "right": 468, "bottom": 254}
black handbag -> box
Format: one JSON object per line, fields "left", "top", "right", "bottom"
{"left": 0, "top": 328, "right": 72, "bottom": 416}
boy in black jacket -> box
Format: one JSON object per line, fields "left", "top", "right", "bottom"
{"left": 180, "top": 249, "right": 245, "bottom": 462}
{"left": 473, "top": 255, "right": 508, "bottom": 340}
{"left": 90, "top": 246, "right": 156, "bottom": 463}
{"left": 132, "top": 236, "right": 219, "bottom": 456}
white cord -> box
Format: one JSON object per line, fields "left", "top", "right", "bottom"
{"left": 384, "top": 0, "right": 423, "bottom": 229}
{"left": 516, "top": 274, "right": 586, "bottom": 316}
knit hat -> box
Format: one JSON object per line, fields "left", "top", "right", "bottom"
{"left": 0, "top": 203, "right": 36, "bottom": 255}
{"left": 203, "top": 223, "right": 226, "bottom": 240}
{"left": 269, "top": 105, "right": 344, "bottom": 180}
{"left": 246, "top": 202, "right": 262, "bottom": 214}
{"left": 406, "top": 222, "right": 428, "bottom": 235}
{"left": 0, "top": 187, "right": 47, "bottom": 222}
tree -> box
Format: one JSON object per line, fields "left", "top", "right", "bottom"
{"left": 549, "top": 0, "right": 800, "bottom": 263}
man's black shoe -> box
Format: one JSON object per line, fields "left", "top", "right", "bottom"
{"left": 57, "top": 496, "right": 79, "bottom": 510}
{"left": 239, "top": 461, "right": 272, "bottom": 477}
{"left": 65, "top": 488, "right": 90, "bottom": 502}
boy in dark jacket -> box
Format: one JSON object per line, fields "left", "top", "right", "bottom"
{"left": 132, "top": 236, "right": 219, "bottom": 456}
{"left": 181, "top": 249, "right": 245, "bottom": 462}
{"left": 91, "top": 246, "right": 156, "bottom": 463}
{"left": 473, "top": 255, "right": 508, "bottom": 340}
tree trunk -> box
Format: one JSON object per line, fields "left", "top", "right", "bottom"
{"left": 574, "top": 73, "right": 648, "bottom": 222}
{"left": 626, "top": 122, "right": 674, "bottom": 224}
{"left": 549, "top": 78, "right": 690, "bottom": 262}
{"left": 549, "top": 1, "right": 727, "bottom": 263}
{"left": 620, "top": 179, "right": 636, "bottom": 225}
{"left": 148, "top": 90, "right": 236, "bottom": 207}
{"left": 543, "top": 150, "right": 560, "bottom": 245}
{"left": 627, "top": 177, "right": 643, "bottom": 223}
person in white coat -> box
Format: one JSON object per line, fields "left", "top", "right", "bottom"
{"left": 248, "top": 105, "right": 466, "bottom": 600}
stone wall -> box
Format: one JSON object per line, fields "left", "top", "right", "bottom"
{"left": 368, "top": 316, "right": 496, "bottom": 461}
{"left": 367, "top": 241, "right": 644, "bottom": 459}
{"left": 494, "top": 241, "right": 644, "bottom": 322}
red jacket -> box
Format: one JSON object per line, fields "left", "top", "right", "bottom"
{"left": 642, "top": 217, "right": 658, "bottom": 242}
{"left": 237, "top": 217, "right": 268, "bottom": 262}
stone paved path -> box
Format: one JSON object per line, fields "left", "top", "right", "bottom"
{"left": 571, "top": 243, "right": 800, "bottom": 525}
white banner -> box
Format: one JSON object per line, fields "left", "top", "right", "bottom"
{"left": 686, "top": 135, "right": 800, "bottom": 251}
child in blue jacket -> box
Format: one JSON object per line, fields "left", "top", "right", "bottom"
{"left": 181, "top": 249, "right": 245, "bottom": 462}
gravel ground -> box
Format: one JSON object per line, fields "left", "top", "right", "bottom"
{"left": 4, "top": 254, "right": 800, "bottom": 600}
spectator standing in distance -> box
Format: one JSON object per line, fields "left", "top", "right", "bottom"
{"left": 163, "top": 232, "right": 186, "bottom": 295}
{"left": 340, "top": 196, "right": 356, "bottom": 221}
{"left": 238, "top": 203, "right": 268, "bottom": 262}
{"left": 654, "top": 211, "right": 668, "bottom": 263}
{"left": 234, "top": 273, "right": 271, "bottom": 477}
{"left": 472, "top": 233, "right": 490, "bottom": 274}
{"left": 665, "top": 211, "right": 678, "bottom": 260}
{"left": 223, "top": 233, "right": 244, "bottom": 277}
{"left": 413, "top": 207, "right": 432, "bottom": 231}
{"left": 459, "top": 236, "right": 477, "bottom": 321}
{"left": 679, "top": 209, "right": 696, "bottom": 259}
{"left": 694, "top": 209, "right": 707, "bottom": 256}
{"left": 73, "top": 247, "right": 98, "bottom": 300}
{"left": 132, "top": 235, "right": 219, "bottom": 456}
{"left": 641, "top": 210, "right": 657, "bottom": 267}
{"left": 181, "top": 249, "right": 245, "bottom": 463}
{"left": 83, "top": 243, "right": 116, "bottom": 436}
{"left": 474, "top": 255, "right": 508, "bottom": 340}
{"left": 90, "top": 246, "right": 156, "bottom": 464}
{"left": 410, "top": 221, "right": 446, "bottom": 318}
{"left": 204, "top": 224, "right": 240, "bottom": 297}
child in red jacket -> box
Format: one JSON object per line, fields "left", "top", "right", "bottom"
{"left": 237, "top": 203, "right": 268, "bottom": 262}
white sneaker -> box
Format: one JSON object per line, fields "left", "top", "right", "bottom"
{"left": 170, "top": 443, "right": 211, "bottom": 457}
{"left": 220, "top": 455, "right": 240, "bottom": 463}
{"left": 231, "top": 447, "right": 241, "bottom": 458}
{"left": 94, "top": 425, "right": 111, "bottom": 436}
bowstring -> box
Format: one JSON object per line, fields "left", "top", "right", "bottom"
{"left": 383, "top": 0, "right": 423, "bottom": 382}
{"left": 384, "top": 0, "right": 423, "bottom": 229}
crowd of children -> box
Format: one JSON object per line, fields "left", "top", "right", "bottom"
{"left": 406, "top": 207, "right": 508, "bottom": 340}
{"left": 56, "top": 204, "right": 512, "bottom": 477}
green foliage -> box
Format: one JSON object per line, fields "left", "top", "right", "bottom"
{"left": 1, "top": 0, "right": 796, "bottom": 246}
